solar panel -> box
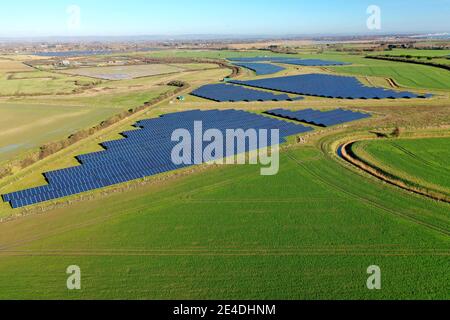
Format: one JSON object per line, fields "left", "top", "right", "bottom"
{"left": 230, "top": 74, "right": 431, "bottom": 99}
{"left": 233, "top": 62, "right": 285, "bottom": 75}
{"left": 2, "top": 110, "right": 313, "bottom": 208}
{"left": 190, "top": 83, "right": 303, "bottom": 102}
{"left": 266, "top": 108, "right": 371, "bottom": 127}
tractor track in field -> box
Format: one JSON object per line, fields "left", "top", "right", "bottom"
{"left": 0, "top": 247, "right": 448, "bottom": 258}
{"left": 286, "top": 150, "right": 450, "bottom": 238}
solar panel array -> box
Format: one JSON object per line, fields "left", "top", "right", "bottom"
{"left": 190, "top": 83, "right": 303, "bottom": 102}
{"left": 228, "top": 57, "right": 350, "bottom": 66}
{"left": 266, "top": 108, "right": 371, "bottom": 127}
{"left": 230, "top": 74, "right": 431, "bottom": 99}
{"left": 2, "top": 110, "right": 313, "bottom": 209}
{"left": 233, "top": 62, "right": 286, "bottom": 75}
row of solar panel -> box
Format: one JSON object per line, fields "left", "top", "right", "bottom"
{"left": 45, "top": 135, "right": 293, "bottom": 184}
{"left": 233, "top": 62, "right": 286, "bottom": 75}
{"left": 190, "top": 83, "right": 303, "bottom": 102}
{"left": 2, "top": 110, "right": 313, "bottom": 208}
{"left": 228, "top": 57, "right": 350, "bottom": 66}
{"left": 9, "top": 163, "right": 185, "bottom": 208}
{"left": 266, "top": 108, "right": 371, "bottom": 127}
{"left": 230, "top": 74, "right": 431, "bottom": 100}
{"left": 83, "top": 116, "right": 306, "bottom": 161}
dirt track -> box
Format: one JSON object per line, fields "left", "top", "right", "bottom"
{"left": 338, "top": 140, "right": 450, "bottom": 205}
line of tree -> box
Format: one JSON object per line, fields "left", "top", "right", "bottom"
{"left": 365, "top": 55, "right": 450, "bottom": 72}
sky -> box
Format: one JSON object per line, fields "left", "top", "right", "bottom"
{"left": 0, "top": 0, "right": 449, "bottom": 37}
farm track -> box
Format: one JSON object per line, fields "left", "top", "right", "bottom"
{"left": 339, "top": 140, "right": 450, "bottom": 204}
{"left": 286, "top": 150, "right": 450, "bottom": 238}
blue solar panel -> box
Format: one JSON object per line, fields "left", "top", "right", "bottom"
{"left": 266, "top": 108, "right": 371, "bottom": 127}
{"left": 190, "top": 83, "right": 303, "bottom": 102}
{"left": 2, "top": 110, "right": 313, "bottom": 208}
{"left": 233, "top": 62, "right": 285, "bottom": 75}
{"left": 230, "top": 74, "right": 431, "bottom": 99}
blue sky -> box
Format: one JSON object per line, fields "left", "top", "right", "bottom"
{"left": 0, "top": 0, "right": 449, "bottom": 37}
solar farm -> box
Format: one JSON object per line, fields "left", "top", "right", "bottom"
{"left": 0, "top": 42, "right": 449, "bottom": 301}
{"left": 233, "top": 62, "right": 286, "bottom": 75}
{"left": 229, "top": 74, "right": 431, "bottom": 99}
{"left": 2, "top": 110, "right": 312, "bottom": 208}
{"left": 190, "top": 83, "right": 298, "bottom": 102}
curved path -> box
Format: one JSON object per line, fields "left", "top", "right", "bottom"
{"left": 337, "top": 140, "right": 450, "bottom": 204}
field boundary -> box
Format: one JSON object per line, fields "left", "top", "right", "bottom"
{"left": 366, "top": 55, "right": 450, "bottom": 72}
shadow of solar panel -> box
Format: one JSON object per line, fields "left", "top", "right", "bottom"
{"left": 190, "top": 83, "right": 299, "bottom": 102}
{"left": 233, "top": 62, "right": 286, "bottom": 75}
{"left": 2, "top": 110, "right": 313, "bottom": 208}
{"left": 266, "top": 108, "right": 371, "bottom": 127}
{"left": 230, "top": 74, "right": 431, "bottom": 99}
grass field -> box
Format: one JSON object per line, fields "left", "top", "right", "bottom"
{"left": 0, "top": 146, "right": 448, "bottom": 299}
{"left": 0, "top": 103, "right": 115, "bottom": 162}
{"left": 0, "top": 85, "right": 175, "bottom": 163}
{"left": 352, "top": 138, "right": 450, "bottom": 197}
{"left": 374, "top": 49, "right": 450, "bottom": 58}
{"left": 59, "top": 64, "right": 187, "bottom": 80}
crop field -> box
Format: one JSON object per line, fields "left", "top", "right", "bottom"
{"left": 0, "top": 147, "right": 448, "bottom": 299}
{"left": 352, "top": 137, "right": 450, "bottom": 197}
{"left": 58, "top": 64, "right": 189, "bottom": 80}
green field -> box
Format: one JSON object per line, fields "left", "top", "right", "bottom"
{"left": 0, "top": 147, "right": 448, "bottom": 299}
{"left": 352, "top": 137, "right": 450, "bottom": 197}
{"left": 374, "top": 49, "right": 450, "bottom": 57}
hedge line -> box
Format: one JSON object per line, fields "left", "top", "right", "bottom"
{"left": 366, "top": 55, "right": 450, "bottom": 72}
